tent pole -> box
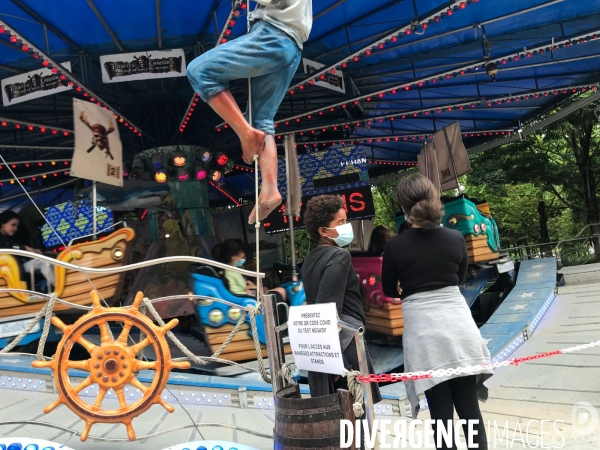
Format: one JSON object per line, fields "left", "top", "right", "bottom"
{"left": 92, "top": 181, "right": 98, "bottom": 239}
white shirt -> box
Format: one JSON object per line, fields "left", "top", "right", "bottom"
{"left": 250, "top": 0, "right": 313, "bottom": 50}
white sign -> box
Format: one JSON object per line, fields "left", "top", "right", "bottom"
{"left": 288, "top": 303, "right": 346, "bottom": 375}
{"left": 303, "top": 58, "right": 345, "bottom": 94}
{"left": 100, "top": 49, "right": 186, "bottom": 84}
{"left": 1, "top": 62, "right": 72, "bottom": 106}
{"left": 71, "top": 98, "right": 123, "bottom": 186}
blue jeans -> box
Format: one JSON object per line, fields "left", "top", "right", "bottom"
{"left": 187, "top": 21, "right": 302, "bottom": 135}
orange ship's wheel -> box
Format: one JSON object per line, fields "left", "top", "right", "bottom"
{"left": 33, "top": 291, "right": 190, "bottom": 442}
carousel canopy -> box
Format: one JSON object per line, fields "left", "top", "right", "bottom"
{"left": 0, "top": 0, "right": 599, "bottom": 206}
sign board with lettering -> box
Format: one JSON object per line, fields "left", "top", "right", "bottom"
{"left": 288, "top": 303, "right": 346, "bottom": 375}
{"left": 71, "top": 98, "right": 123, "bottom": 186}
{"left": 264, "top": 185, "right": 375, "bottom": 233}
{"left": 1, "top": 62, "right": 72, "bottom": 106}
{"left": 303, "top": 58, "right": 345, "bottom": 94}
{"left": 100, "top": 49, "right": 186, "bottom": 83}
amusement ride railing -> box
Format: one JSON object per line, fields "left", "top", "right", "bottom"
{"left": 501, "top": 223, "right": 600, "bottom": 266}
{"left": 0, "top": 249, "right": 376, "bottom": 447}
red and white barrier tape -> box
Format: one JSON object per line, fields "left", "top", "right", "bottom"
{"left": 358, "top": 340, "right": 600, "bottom": 383}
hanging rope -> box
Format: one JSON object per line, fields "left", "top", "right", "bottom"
{"left": 281, "top": 362, "right": 296, "bottom": 385}
{"left": 347, "top": 370, "right": 365, "bottom": 418}
{"left": 0, "top": 293, "right": 57, "bottom": 359}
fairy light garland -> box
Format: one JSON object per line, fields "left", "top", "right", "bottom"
{"left": 270, "top": 84, "right": 598, "bottom": 138}
{"left": 214, "top": 0, "right": 479, "bottom": 130}
{"left": 277, "top": 129, "right": 515, "bottom": 148}
{"left": 0, "top": 116, "right": 72, "bottom": 136}
{"left": 179, "top": 0, "right": 247, "bottom": 133}
{"left": 209, "top": 181, "right": 241, "bottom": 207}
{"left": 0, "top": 22, "right": 144, "bottom": 137}
{"left": 264, "top": 30, "right": 600, "bottom": 129}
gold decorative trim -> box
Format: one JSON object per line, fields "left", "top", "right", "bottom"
{"left": 54, "top": 228, "right": 135, "bottom": 296}
{"left": 0, "top": 255, "right": 31, "bottom": 302}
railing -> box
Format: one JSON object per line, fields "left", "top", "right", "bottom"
{"left": 501, "top": 225, "right": 600, "bottom": 267}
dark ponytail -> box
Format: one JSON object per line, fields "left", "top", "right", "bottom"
{"left": 212, "top": 239, "right": 248, "bottom": 263}
{"left": 396, "top": 175, "right": 443, "bottom": 229}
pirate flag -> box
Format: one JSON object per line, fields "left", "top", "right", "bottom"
{"left": 71, "top": 98, "right": 123, "bottom": 187}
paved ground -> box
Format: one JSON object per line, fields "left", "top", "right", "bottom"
{"left": 376, "top": 272, "right": 600, "bottom": 449}
{"left": 1, "top": 267, "right": 598, "bottom": 449}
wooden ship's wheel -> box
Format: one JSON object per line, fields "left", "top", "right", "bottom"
{"left": 32, "top": 291, "right": 190, "bottom": 441}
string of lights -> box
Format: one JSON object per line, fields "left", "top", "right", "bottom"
{"left": 0, "top": 168, "right": 70, "bottom": 185}
{"left": 367, "top": 159, "right": 418, "bottom": 167}
{"left": 277, "top": 129, "right": 516, "bottom": 148}
{"left": 178, "top": 0, "right": 247, "bottom": 134}
{"left": 209, "top": 181, "right": 241, "bottom": 207}
{"left": 0, "top": 116, "right": 72, "bottom": 136}
{"left": 270, "top": 84, "right": 598, "bottom": 137}
{"left": 213, "top": 0, "right": 479, "bottom": 130}
{"left": 287, "top": 0, "right": 479, "bottom": 93}
{"left": 0, "top": 21, "right": 145, "bottom": 137}
{"left": 0, "top": 159, "right": 70, "bottom": 168}
{"left": 0, "top": 144, "right": 73, "bottom": 151}
{"left": 264, "top": 29, "right": 600, "bottom": 128}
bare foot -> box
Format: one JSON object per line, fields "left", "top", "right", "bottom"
{"left": 241, "top": 128, "right": 266, "bottom": 164}
{"left": 248, "top": 192, "right": 283, "bottom": 224}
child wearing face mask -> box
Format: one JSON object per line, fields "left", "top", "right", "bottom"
{"left": 212, "top": 239, "right": 287, "bottom": 302}
{"left": 301, "top": 195, "right": 381, "bottom": 443}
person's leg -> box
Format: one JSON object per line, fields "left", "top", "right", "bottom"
{"left": 425, "top": 381, "right": 457, "bottom": 450}
{"left": 246, "top": 27, "right": 302, "bottom": 224}
{"left": 187, "top": 22, "right": 295, "bottom": 163}
{"left": 449, "top": 376, "right": 487, "bottom": 450}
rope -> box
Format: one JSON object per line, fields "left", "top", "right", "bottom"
{"left": 248, "top": 303, "right": 271, "bottom": 384}
{"left": 141, "top": 297, "right": 271, "bottom": 384}
{"left": 210, "top": 309, "right": 249, "bottom": 358}
{"left": 281, "top": 362, "right": 296, "bottom": 385}
{"left": 0, "top": 293, "right": 56, "bottom": 358}
{"left": 37, "top": 293, "right": 57, "bottom": 360}
{"left": 347, "top": 370, "right": 365, "bottom": 418}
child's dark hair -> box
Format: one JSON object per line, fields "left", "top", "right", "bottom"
{"left": 304, "top": 195, "right": 344, "bottom": 242}
{"left": 212, "top": 238, "right": 248, "bottom": 263}
{"left": 368, "top": 225, "right": 393, "bottom": 253}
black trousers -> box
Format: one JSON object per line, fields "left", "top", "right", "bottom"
{"left": 424, "top": 375, "right": 487, "bottom": 450}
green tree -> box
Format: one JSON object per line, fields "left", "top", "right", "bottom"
{"left": 465, "top": 100, "right": 600, "bottom": 261}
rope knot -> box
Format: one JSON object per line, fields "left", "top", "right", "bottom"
{"left": 346, "top": 370, "right": 365, "bottom": 418}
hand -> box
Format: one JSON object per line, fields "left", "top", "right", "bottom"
{"left": 396, "top": 280, "right": 403, "bottom": 296}
{"left": 246, "top": 280, "right": 257, "bottom": 289}
{"left": 25, "top": 246, "right": 42, "bottom": 254}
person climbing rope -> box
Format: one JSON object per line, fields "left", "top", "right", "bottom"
{"left": 187, "top": 0, "right": 313, "bottom": 224}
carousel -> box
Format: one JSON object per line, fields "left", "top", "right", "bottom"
{"left": 0, "top": 0, "right": 599, "bottom": 449}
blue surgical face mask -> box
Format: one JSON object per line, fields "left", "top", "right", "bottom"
{"left": 235, "top": 258, "right": 246, "bottom": 267}
{"left": 326, "top": 223, "right": 354, "bottom": 247}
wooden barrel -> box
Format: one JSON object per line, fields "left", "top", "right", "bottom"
{"left": 274, "top": 384, "right": 356, "bottom": 450}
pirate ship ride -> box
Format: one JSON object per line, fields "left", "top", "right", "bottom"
{"left": 0, "top": 228, "right": 135, "bottom": 318}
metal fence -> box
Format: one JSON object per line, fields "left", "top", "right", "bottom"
{"left": 502, "top": 234, "right": 600, "bottom": 267}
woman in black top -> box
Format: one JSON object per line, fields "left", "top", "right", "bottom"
{"left": 381, "top": 175, "right": 492, "bottom": 450}
{"left": 302, "top": 195, "right": 382, "bottom": 411}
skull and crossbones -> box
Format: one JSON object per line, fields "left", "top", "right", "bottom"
{"left": 79, "top": 111, "right": 115, "bottom": 160}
